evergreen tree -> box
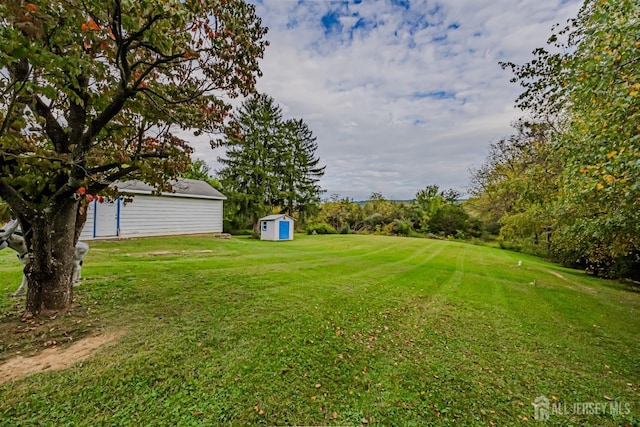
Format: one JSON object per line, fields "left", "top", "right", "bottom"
{"left": 280, "top": 119, "right": 325, "bottom": 220}
{"left": 216, "top": 95, "right": 325, "bottom": 232}
{"left": 217, "top": 94, "right": 284, "bottom": 232}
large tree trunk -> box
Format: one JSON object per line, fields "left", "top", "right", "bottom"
{"left": 23, "top": 199, "right": 82, "bottom": 315}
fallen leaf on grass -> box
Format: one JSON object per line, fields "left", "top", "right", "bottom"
{"left": 331, "top": 411, "right": 338, "bottom": 419}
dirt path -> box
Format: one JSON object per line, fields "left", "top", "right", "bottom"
{"left": 0, "top": 332, "right": 121, "bottom": 384}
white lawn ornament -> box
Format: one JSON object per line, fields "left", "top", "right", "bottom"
{"left": 0, "top": 219, "right": 89, "bottom": 297}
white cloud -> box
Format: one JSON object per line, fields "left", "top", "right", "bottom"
{"left": 191, "top": 0, "right": 582, "bottom": 200}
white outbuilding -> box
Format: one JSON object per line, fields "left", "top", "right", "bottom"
{"left": 80, "top": 178, "right": 226, "bottom": 240}
{"left": 259, "top": 214, "right": 295, "bottom": 241}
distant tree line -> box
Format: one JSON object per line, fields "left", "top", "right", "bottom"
{"left": 307, "top": 187, "right": 483, "bottom": 239}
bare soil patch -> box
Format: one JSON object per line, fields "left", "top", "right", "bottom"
{"left": 545, "top": 269, "right": 598, "bottom": 294}
{"left": 0, "top": 331, "right": 121, "bottom": 384}
{"left": 548, "top": 270, "right": 567, "bottom": 280}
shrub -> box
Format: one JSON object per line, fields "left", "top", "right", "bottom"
{"left": 339, "top": 223, "right": 351, "bottom": 234}
{"left": 306, "top": 222, "right": 337, "bottom": 235}
{"left": 498, "top": 239, "right": 523, "bottom": 253}
{"left": 382, "top": 219, "right": 412, "bottom": 236}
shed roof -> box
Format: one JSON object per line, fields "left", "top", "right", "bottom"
{"left": 116, "top": 178, "right": 226, "bottom": 200}
{"left": 259, "top": 214, "right": 295, "bottom": 221}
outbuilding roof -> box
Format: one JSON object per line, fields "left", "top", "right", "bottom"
{"left": 116, "top": 178, "right": 226, "bottom": 200}
{"left": 259, "top": 214, "right": 295, "bottom": 221}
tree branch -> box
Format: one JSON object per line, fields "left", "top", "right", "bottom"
{"left": 33, "top": 95, "right": 68, "bottom": 151}
{"left": 0, "top": 179, "right": 36, "bottom": 218}
{"left": 66, "top": 74, "right": 90, "bottom": 152}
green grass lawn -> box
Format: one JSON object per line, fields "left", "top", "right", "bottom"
{"left": 0, "top": 234, "right": 638, "bottom": 426}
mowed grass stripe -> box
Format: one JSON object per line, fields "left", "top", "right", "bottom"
{"left": 0, "top": 234, "right": 638, "bottom": 426}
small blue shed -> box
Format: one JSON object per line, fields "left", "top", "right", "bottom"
{"left": 259, "top": 214, "right": 294, "bottom": 241}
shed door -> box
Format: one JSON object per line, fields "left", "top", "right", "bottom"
{"left": 95, "top": 199, "right": 119, "bottom": 237}
{"left": 278, "top": 220, "right": 289, "bottom": 240}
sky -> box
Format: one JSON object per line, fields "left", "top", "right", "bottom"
{"left": 192, "top": 0, "right": 583, "bottom": 201}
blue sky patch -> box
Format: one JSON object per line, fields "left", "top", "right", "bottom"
{"left": 321, "top": 10, "right": 343, "bottom": 35}
{"left": 428, "top": 4, "right": 441, "bottom": 16}
{"left": 391, "top": 0, "right": 410, "bottom": 10}
{"left": 412, "top": 91, "right": 456, "bottom": 100}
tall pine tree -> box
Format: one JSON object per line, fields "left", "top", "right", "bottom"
{"left": 279, "top": 119, "right": 325, "bottom": 220}
{"left": 217, "top": 94, "right": 283, "bottom": 232}
{"left": 216, "top": 95, "right": 324, "bottom": 232}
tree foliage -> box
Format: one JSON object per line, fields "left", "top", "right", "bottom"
{"left": 216, "top": 94, "right": 325, "bottom": 231}
{"left": 469, "top": 119, "right": 560, "bottom": 252}
{"left": 411, "top": 186, "right": 469, "bottom": 236}
{"left": 313, "top": 194, "right": 364, "bottom": 233}
{"left": 0, "top": 0, "right": 268, "bottom": 313}
{"left": 279, "top": 118, "right": 325, "bottom": 220}
{"left": 182, "top": 159, "right": 222, "bottom": 191}
{"left": 217, "top": 94, "right": 283, "bottom": 230}
{"left": 492, "top": 0, "right": 640, "bottom": 277}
